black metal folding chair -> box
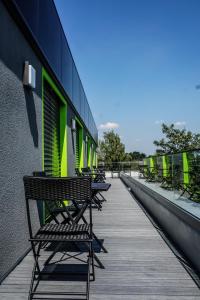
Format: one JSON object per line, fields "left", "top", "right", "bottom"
{"left": 160, "top": 168, "right": 173, "bottom": 190}
{"left": 23, "top": 176, "right": 95, "bottom": 300}
{"left": 75, "top": 168, "right": 83, "bottom": 176}
{"left": 179, "top": 169, "right": 200, "bottom": 201}
{"left": 33, "top": 172, "right": 108, "bottom": 266}
{"left": 75, "top": 169, "right": 107, "bottom": 208}
{"left": 81, "top": 168, "right": 106, "bottom": 183}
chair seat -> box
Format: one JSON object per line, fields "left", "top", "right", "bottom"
{"left": 32, "top": 223, "right": 91, "bottom": 242}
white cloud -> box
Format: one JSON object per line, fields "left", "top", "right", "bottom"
{"left": 174, "top": 121, "right": 186, "bottom": 127}
{"left": 155, "top": 120, "right": 164, "bottom": 125}
{"left": 98, "top": 122, "right": 119, "bottom": 130}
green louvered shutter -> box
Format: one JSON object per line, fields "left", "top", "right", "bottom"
{"left": 43, "top": 80, "right": 61, "bottom": 177}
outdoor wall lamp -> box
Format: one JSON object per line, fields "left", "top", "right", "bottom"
{"left": 23, "top": 61, "right": 36, "bottom": 89}
{"left": 71, "top": 118, "right": 76, "bottom": 131}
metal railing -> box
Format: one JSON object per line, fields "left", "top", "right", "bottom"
{"left": 98, "top": 161, "right": 140, "bottom": 173}
{"left": 138, "top": 149, "right": 200, "bottom": 202}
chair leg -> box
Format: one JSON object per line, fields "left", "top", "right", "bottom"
{"left": 86, "top": 241, "right": 95, "bottom": 299}
{"left": 31, "top": 241, "right": 41, "bottom": 273}
{"left": 98, "top": 192, "right": 107, "bottom": 202}
{"left": 28, "top": 263, "right": 37, "bottom": 300}
{"left": 86, "top": 257, "right": 91, "bottom": 300}
{"left": 180, "top": 190, "right": 184, "bottom": 197}
{"left": 93, "top": 232, "right": 108, "bottom": 253}
{"left": 29, "top": 241, "right": 42, "bottom": 300}
{"left": 93, "top": 253, "right": 105, "bottom": 269}
{"left": 93, "top": 196, "right": 102, "bottom": 210}
{"left": 89, "top": 241, "right": 95, "bottom": 281}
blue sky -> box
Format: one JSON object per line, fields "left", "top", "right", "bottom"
{"left": 55, "top": 0, "right": 200, "bottom": 155}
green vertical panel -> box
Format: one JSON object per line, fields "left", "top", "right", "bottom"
{"left": 42, "top": 68, "right": 67, "bottom": 221}
{"left": 75, "top": 128, "right": 80, "bottom": 169}
{"left": 167, "top": 155, "right": 172, "bottom": 178}
{"left": 75, "top": 118, "right": 84, "bottom": 171}
{"left": 93, "top": 147, "right": 96, "bottom": 167}
{"left": 42, "top": 69, "right": 67, "bottom": 176}
{"left": 91, "top": 144, "right": 94, "bottom": 168}
{"left": 144, "top": 158, "right": 148, "bottom": 175}
{"left": 87, "top": 138, "right": 91, "bottom": 167}
{"left": 150, "top": 156, "right": 154, "bottom": 172}
{"left": 41, "top": 72, "right": 45, "bottom": 224}
{"left": 60, "top": 105, "right": 67, "bottom": 177}
{"left": 183, "top": 152, "right": 189, "bottom": 185}
{"left": 96, "top": 149, "right": 98, "bottom": 167}
{"left": 162, "top": 155, "right": 167, "bottom": 177}
{"left": 79, "top": 126, "right": 83, "bottom": 170}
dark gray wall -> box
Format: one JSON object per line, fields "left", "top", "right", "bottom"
{"left": 0, "top": 1, "right": 42, "bottom": 282}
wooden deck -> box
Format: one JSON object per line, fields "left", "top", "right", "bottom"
{"left": 0, "top": 178, "right": 200, "bottom": 299}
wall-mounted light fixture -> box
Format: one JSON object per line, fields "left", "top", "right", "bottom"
{"left": 71, "top": 118, "right": 76, "bottom": 131}
{"left": 23, "top": 61, "right": 36, "bottom": 89}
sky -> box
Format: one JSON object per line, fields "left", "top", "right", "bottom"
{"left": 55, "top": 0, "right": 200, "bottom": 155}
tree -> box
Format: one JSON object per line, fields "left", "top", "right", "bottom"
{"left": 128, "top": 151, "right": 146, "bottom": 160}
{"left": 98, "top": 130, "right": 125, "bottom": 163}
{"left": 154, "top": 123, "right": 200, "bottom": 153}
{"left": 124, "top": 153, "right": 132, "bottom": 161}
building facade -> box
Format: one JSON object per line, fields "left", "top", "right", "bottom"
{"left": 0, "top": 0, "right": 98, "bottom": 283}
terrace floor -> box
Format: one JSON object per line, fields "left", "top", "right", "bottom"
{"left": 0, "top": 178, "right": 200, "bottom": 299}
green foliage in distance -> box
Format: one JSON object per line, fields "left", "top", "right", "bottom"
{"left": 128, "top": 151, "right": 146, "bottom": 160}
{"left": 98, "top": 130, "right": 125, "bottom": 163}
{"left": 154, "top": 123, "right": 200, "bottom": 153}
{"left": 98, "top": 131, "right": 147, "bottom": 162}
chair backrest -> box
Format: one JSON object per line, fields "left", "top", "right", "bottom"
{"left": 75, "top": 168, "right": 82, "bottom": 176}
{"left": 23, "top": 176, "right": 91, "bottom": 203}
{"left": 33, "top": 171, "right": 46, "bottom": 177}
{"left": 23, "top": 176, "right": 92, "bottom": 238}
{"left": 32, "top": 171, "right": 62, "bottom": 216}
{"left": 81, "top": 167, "right": 90, "bottom": 173}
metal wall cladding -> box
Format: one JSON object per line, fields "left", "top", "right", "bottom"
{"left": 80, "top": 85, "right": 85, "bottom": 121}
{"left": 84, "top": 100, "right": 89, "bottom": 129}
{"left": 61, "top": 32, "right": 73, "bottom": 100}
{"left": 13, "top": 0, "right": 98, "bottom": 143}
{"left": 13, "top": 0, "right": 39, "bottom": 35}
{"left": 72, "top": 64, "right": 81, "bottom": 114}
{"left": 37, "top": 0, "right": 62, "bottom": 79}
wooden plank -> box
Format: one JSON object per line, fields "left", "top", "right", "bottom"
{"left": 0, "top": 178, "right": 199, "bottom": 299}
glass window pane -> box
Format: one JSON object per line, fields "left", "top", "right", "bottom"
{"left": 13, "top": 0, "right": 39, "bottom": 36}
{"left": 38, "top": 0, "right": 61, "bottom": 78}
{"left": 61, "top": 32, "right": 72, "bottom": 100}
{"left": 72, "top": 65, "right": 80, "bottom": 114}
